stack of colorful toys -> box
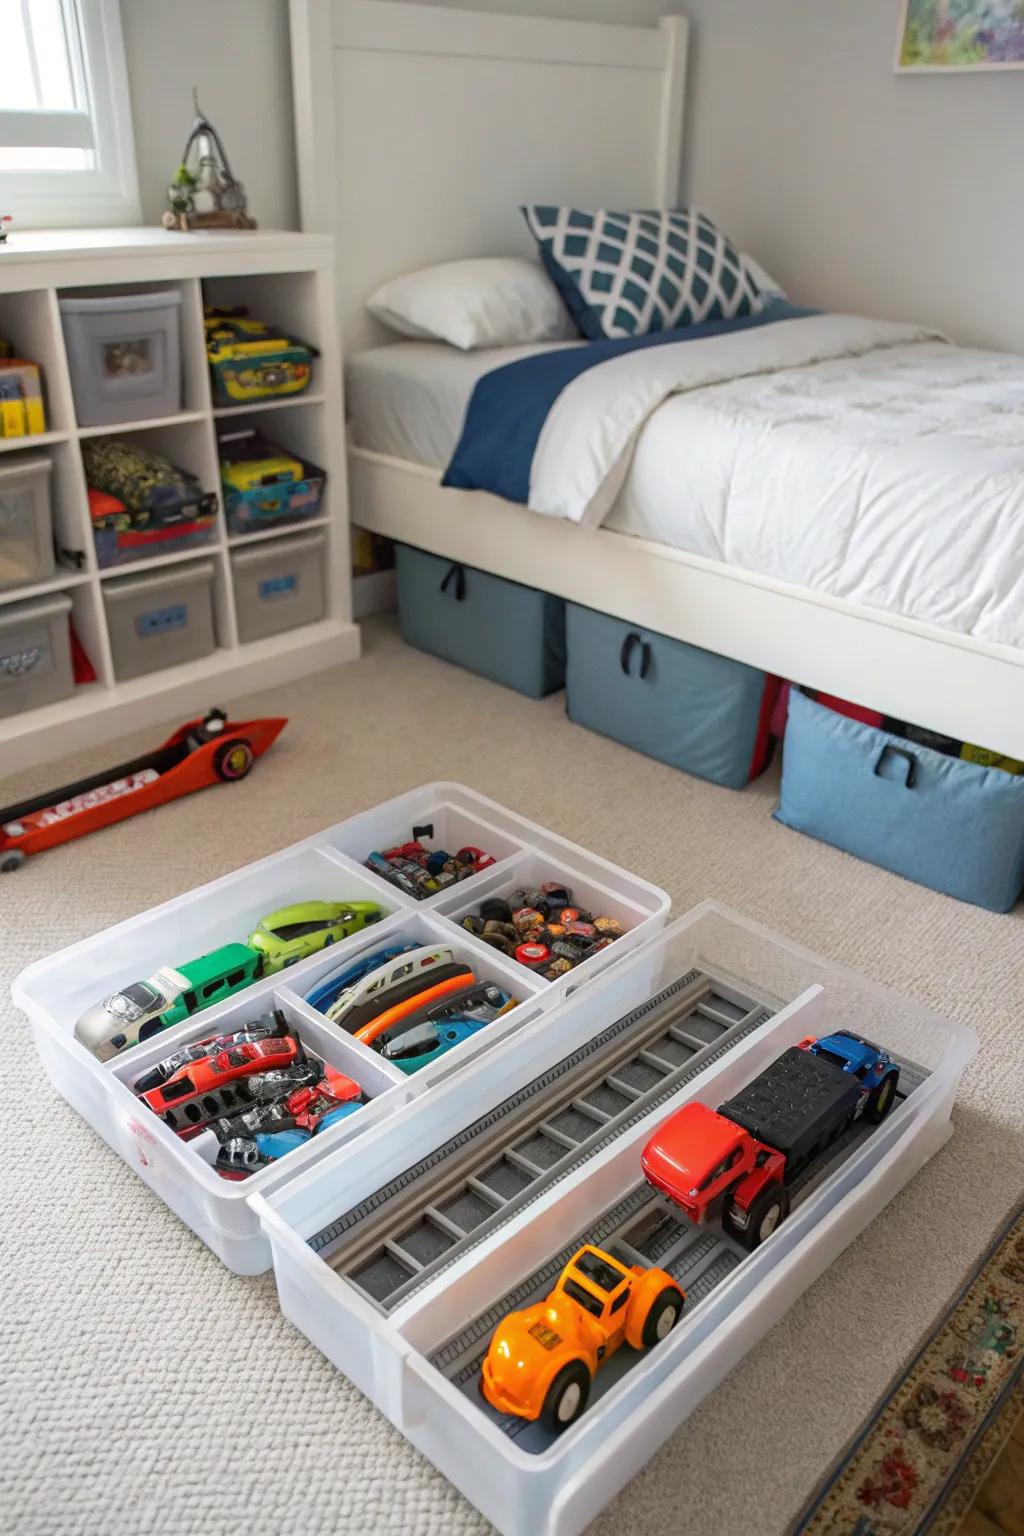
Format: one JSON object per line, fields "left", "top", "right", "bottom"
{"left": 82, "top": 438, "right": 219, "bottom": 567}
{"left": 364, "top": 839, "right": 496, "bottom": 900}
{"left": 0, "top": 338, "right": 46, "bottom": 438}
{"left": 460, "top": 882, "right": 624, "bottom": 981}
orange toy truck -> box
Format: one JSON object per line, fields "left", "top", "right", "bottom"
{"left": 481, "top": 1245, "right": 684, "bottom": 1433}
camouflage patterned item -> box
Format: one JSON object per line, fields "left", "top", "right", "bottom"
{"left": 81, "top": 439, "right": 218, "bottom": 530}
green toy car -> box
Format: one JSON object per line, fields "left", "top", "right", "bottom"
{"left": 247, "top": 900, "right": 385, "bottom": 974}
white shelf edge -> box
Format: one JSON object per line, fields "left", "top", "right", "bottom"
{"left": 0, "top": 430, "right": 69, "bottom": 455}
{"left": 0, "top": 569, "right": 91, "bottom": 607}
{"left": 213, "top": 392, "right": 326, "bottom": 420}
{"left": 0, "top": 618, "right": 361, "bottom": 774}
{"left": 96, "top": 539, "right": 226, "bottom": 580}
{"left": 226, "top": 517, "right": 329, "bottom": 548}
{"left": 77, "top": 409, "right": 208, "bottom": 439}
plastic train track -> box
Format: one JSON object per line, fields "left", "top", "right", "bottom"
{"left": 312, "top": 967, "right": 779, "bottom": 1310}
{"left": 432, "top": 1050, "right": 926, "bottom": 1452}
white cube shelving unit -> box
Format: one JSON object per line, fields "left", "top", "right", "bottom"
{"left": 0, "top": 228, "right": 360, "bottom": 772}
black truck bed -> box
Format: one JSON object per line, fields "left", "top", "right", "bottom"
{"left": 719, "top": 1047, "right": 862, "bottom": 1172}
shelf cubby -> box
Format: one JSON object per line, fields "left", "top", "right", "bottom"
{"left": 0, "top": 230, "right": 358, "bottom": 773}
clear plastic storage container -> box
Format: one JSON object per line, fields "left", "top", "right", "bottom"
{"left": 0, "top": 590, "right": 73, "bottom": 716}
{"left": 13, "top": 784, "right": 671, "bottom": 1273}
{"left": 249, "top": 901, "right": 977, "bottom": 1536}
{"left": 0, "top": 455, "right": 54, "bottom": 588}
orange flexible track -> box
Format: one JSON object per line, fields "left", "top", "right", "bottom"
{"left": 354, "top": 973, "right": 478, "bottom": 1046}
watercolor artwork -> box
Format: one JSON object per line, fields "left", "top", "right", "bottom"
{"left": 898, "top": 0, "right": 1024, "bottom": 68}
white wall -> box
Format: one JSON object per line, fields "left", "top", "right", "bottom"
{"left": 119, "top": 0, "right": 1024, "bottom": 350}
{"left": 679, "top": 0, "right": 1024, "bottom": 350}
{"left": 120, "top": 0, "right": 299, "bottom": 230}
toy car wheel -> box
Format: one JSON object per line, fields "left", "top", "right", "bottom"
{"left": 641, "top": 1285, "right": 685, "bottom": 1348}
{"left": 539, "top": 1360, "right": 591, "bottom": 1435}
{"left": 214, "top": 738, "right": 255, "bottom": 781}
{"left": 864, "top": 1071, "right": 899, "bottom": 1125}
{"left": 731, "top": 1185, "right": 791, "bottom": 1251}
{"left": 0, "top": 849, "right": 26, "bottom": 873}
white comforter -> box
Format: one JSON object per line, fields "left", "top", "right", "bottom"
{"left": 528, "top": 314, "right": 1024, "bottom": 648}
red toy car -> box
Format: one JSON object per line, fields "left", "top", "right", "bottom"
{"left": 141, "top": 1034, "right": 305, "bottom": 1134}
{"left": 0, "top": 708, "right": 286, "bottom": 872}
{"left": 641, "top": 1041, "right": 894, "bottom": 1250}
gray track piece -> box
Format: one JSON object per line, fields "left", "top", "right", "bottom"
{"left": 430, "top": 1050, "right": 927, "bottom": 1455}
{"left": 312, "top": 969, "right": 778, "bottom": 1310}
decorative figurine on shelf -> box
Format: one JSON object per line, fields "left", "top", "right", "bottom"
{"left": 162, "top": 89, "right": 257, "bottom": 233}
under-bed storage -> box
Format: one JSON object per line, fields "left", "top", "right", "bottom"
{"left": 395, "top": 543, "right": 565, "bottom": 698}
{"left": 776, "top": 689, "right": 1024, "bottom": 911}
{"left": 565, "top": 604, "right": 778, "bottom": 789}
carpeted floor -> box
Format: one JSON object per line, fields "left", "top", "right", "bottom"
{"left": 3, "top": 616, "right": 1024, "bottom": 1536}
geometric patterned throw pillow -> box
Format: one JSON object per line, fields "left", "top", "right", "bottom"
{"left": 521, "top": 205, "right": 761, "bottom": 341}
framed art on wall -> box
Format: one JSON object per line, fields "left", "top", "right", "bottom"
{"left": 897, "top": 0, "right": 1024, "bottom": 70}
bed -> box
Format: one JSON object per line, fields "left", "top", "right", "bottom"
{"left": 290, "top": 0, "right": 1024, "bottom": 757}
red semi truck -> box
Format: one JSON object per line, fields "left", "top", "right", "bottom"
{"left": 641, "top": 1039, "right": 899, "bottom": 1251}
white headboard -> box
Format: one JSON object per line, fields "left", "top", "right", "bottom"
{"left": 290, "top": 0, "right": 689, "bottom": 353}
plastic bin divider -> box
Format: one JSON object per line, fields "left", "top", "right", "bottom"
{"left": 272, "top": 985, "right": 412, "bottom": 1097}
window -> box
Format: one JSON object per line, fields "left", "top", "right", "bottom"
{"left": 0, "top": 0, "right": 140, "bottom": 226}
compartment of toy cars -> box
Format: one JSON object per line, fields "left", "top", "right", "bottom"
{"left": 251, "top": 901, "right": 976, "bottom": 1536}
{"left": 13, "top": 785, "right": 669, "bottom": 1274}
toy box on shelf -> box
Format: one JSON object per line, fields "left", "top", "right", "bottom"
{"left": 0, "top": 339, "right": 47, "bottom": 438}
{"left": 219, "top": 427, "right": 325, "bottom": 535}
{"left": 12, "top": 783, "right": 670, "bottom": 1274}
{"left": 249, "top": 900, "right": 975, "bottom": 1536}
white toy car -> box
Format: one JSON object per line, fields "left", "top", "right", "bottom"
{"left": 74, "top": 966, "right": 189, "bottom": 1061}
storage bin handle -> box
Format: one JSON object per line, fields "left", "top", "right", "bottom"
{"left": 874, "top": 743, "right": 917, "bottom": 788}
{"left": 620, "top": 632, "right": 652, "bottom": 680}
{"left": 440, "top": 563, "right": 466, "bottom": 601}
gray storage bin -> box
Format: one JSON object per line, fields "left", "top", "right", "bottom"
{"left": 395, "top": 543, "right": 565, "bottom": 698}
{"left": 232, "top": 531, "right": 326, "bottom": 642}
{"left": 59, "top": 289, "right": 182, "bottom": 427}
{"left": 565, "top": 603, "right": 778, "bottom": 788}
{"left": 104, "top": 559, "right": 215, "bottom": 681}
{"left": 0, "top": 456, "right": 55, "bottom": 588}
{"left": 0, "top": 591, "right": 73, "bottom": 716}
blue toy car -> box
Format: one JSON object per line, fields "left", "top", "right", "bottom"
{"left": 304, "top": 939, "right": 418, "bottom": 1014}
{"left": 805, "top": 1030, "right": 899, "bottom": 1124}
{"left": 379, "top": 1015, "right": 492, "bottom": 1074}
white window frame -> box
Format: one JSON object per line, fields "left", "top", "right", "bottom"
{"left": 0, "top": 0, "right": 141, "bottom": 227}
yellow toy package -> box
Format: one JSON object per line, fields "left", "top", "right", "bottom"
{"left": 205, "top": 308, "right": 318, "bottom": 406}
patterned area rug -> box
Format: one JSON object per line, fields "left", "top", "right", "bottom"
{"left": 794, "top": 1204, "right": 1024, "bottom": 1535}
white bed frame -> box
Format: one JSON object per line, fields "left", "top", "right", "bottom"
{"left": 291, "top": 0, "right": 1024, "bottom": 758}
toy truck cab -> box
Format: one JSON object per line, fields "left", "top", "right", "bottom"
{"left": 481, "top": 1245, "right": 684, "bottom": 1434}
{"left": 640, "top": 1101, "right": 767, "bottom": 1225}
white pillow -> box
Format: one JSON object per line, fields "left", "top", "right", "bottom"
{"left": 367, "top": 257, "right": 577, "bottom": 350}
{"left": 741, "top": 253, "right": 787, "bottom": 299}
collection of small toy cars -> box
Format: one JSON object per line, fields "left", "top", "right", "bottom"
{"left": 481, "top": 1245, "right": 685, "bottom": 1432}
{"left": 641, "top": 1029, "right": 899, "bottom": 1251}
{"left": 133, "top": 1010, "right": 366, "bottom": 1180}
{"left": 365, "top": 839, "right": 496, "bottom": 900}
{"left": 0, "top": 338, "right": 46, "bottom": 438}
{"left": 81, "top": 438, "right": 218, "bottom": 567}
{"left": 205, "top": 308, "right": 317, "bottom": 407}
{"left": 459, "top": 882, "right": 625, "bottom": 981}
{"left": 0, "top": 709, "right": 285, "bottom": 876}
{"left": 218, "top": 427, "right": 326, "bottom": 535}
{"left": 306, "top": 936, "right": 517, "bottom": 1074}
{"left": 73, "top": 893, "right": 386, "bottom": 1060}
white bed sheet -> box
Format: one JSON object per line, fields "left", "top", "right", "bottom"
{"left": 347, "top": 336, "right": 1024, "bottom": 648}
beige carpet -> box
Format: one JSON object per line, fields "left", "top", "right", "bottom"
{"left": 3, "top": 616, "right": 1022, "bottom": 1536}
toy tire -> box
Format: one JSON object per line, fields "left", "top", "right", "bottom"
{"left": 864, "top": 1071, "right": 899, "bottom": 1125}
{"left": 0, "top": 849, "right": 26, "bottom": 873}
{"left": 214, "top": 738, "right": 255, "bottom": 781}
{"left": 726, "top": 1185, "right": 790, "bottom": 1251}
{"left": 640, "top": 1286, "right": 685, "bottom": 1349}
{"left": 539, "top": 1360, "right": 591, "bottom": 1435}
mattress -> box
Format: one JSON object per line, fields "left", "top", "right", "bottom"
{"left": 347, "top": 340, "right": 579, "bottom": 467}
{"left": 347, "top": 335, "right": 1024, "bottom": 648}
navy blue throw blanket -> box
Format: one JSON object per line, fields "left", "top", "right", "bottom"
{"left": 442, "top": 298, "right": 816, "bottom": 505}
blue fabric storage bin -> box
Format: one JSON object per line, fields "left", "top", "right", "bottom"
{"left": 776, "top": 689, "right": 1024, "bottom": 911}
{"left": 395, "top": 544, "right": 565, "bottom": 698}
{"left": 564, "top": 603, "right": 777, "bottom": 789}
